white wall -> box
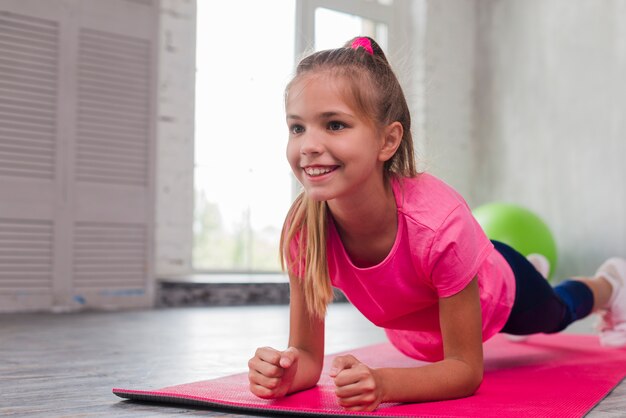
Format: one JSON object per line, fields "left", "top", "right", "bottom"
{"left": 155, "top": 0, "right": 196, "bottom": 277}
{"left": 419, "top": 0, "right": 477, "bottom": 199}
{"left": 420, "top": 0, "right": 626, "bottom": 278}
{"left": 473, "top": 0, "right": 626, "bottom": 277}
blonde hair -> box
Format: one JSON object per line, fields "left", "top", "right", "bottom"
{"left": 280, "top": 37, "right": 417, "bottom": 318}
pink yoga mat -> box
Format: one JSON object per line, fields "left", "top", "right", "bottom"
{"left": 113, "top": 333, "right": 626, "bottom": 417}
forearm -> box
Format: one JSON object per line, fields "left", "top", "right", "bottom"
{"left": 377, "top": 358, "right": 483, "bottom": 403}
{"left": 285, "top": 273, "right": 325, "bottom": 394}
{"left": 287, "top": 348, "right": 323, "bottom": 394}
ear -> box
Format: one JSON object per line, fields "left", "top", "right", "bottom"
{"left": 378, "top": 121, "right": 403, "bottom": 162}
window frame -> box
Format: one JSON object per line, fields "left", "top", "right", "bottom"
{"left": 295, "top": 0, "right": 403, "bottom": 58}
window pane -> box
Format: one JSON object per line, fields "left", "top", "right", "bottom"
{"left": 194, "top": 1, "right": 295, "bottom": 272}
{"left": 314, "top": 8, "right": 388, "bottom": 51}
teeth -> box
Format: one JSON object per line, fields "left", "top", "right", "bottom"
{"left": 305, "top": 167, "right": 333, "bottom": 176}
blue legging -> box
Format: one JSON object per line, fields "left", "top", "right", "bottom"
{"left": 494, "top": 240, "right": 594, "bottom": 335}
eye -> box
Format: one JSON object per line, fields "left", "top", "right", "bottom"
{"left": 328, "top": 121, "right": 346, "bottom": 131}
{"left": 289, "top": 124, "right": 305, "bottom": 135}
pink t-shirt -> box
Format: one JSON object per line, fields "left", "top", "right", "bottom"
{"left": 326, "top": 174, "right": 516, "bottom": 362}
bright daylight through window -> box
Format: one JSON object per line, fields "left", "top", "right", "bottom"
{"left": 193, "top": 1, "right": 295, "bottom": 272}
{"left": 193, "top": 1, "right": 389, "bottom": 275}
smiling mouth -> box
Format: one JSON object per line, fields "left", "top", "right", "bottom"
{"left": 303, "top": 166, "right": 338, "bottom": 177}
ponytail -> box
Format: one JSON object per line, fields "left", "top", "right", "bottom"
{"left": 280, "top": 193, "right": 333, "bottom": 318}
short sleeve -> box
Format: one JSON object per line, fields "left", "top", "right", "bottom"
{"left": 427, "top": 204, "right": 493, "bottom": 298}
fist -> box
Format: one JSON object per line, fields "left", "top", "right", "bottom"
{"left": 248, "top": 346, "right": 299, "bottom": 399}
{"left": 330, "top": 354, "right": 384, "bottom": 411}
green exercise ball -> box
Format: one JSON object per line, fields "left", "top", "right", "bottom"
{"left": 473, "top": 202, "right": 558, "bottom": 279}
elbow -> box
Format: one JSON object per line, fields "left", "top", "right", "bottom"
{"left": 452, "top": 377, "right": 482, "bottom": 400}
{"left": 310, "top": 368, "right": 323, "bottom": 387}
{"left": 450, "top": 363, "right": 483, "bottom": 399}
{"left": 460, "top": 367, "right": 483, "bottom": 397}
{"left": 302, "top": 358, "right": 325, "bottom": 390}
{"left": 467, "top": 371, "right": 484, "bottom": 396}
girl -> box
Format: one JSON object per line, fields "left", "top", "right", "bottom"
{"left": 247, "top": 36, "right": 626, "bottom": 412}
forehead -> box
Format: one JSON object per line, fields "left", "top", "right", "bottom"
{"left": 286, "top": 73, "right": 357, "bottom": 114}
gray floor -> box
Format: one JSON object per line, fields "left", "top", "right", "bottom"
{"left": 1, "top": 303, "right": 624, "bottom": 417}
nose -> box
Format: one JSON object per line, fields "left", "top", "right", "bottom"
{"left": 299, "top": 130, "right": 324, "bottom": 155}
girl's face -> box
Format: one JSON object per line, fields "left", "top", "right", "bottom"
{"left": 286, "top": 74, "right": 388, "bottom": 203}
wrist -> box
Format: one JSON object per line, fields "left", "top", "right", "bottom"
{"left": 374, "top": 368, "right": 391, "bottom": 403}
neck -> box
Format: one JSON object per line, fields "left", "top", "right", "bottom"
{"left": 330, "top": 188, "right": 395, "bottom": 233}
{"left": 327, "top": 177, "right": 398, "bottom": 265}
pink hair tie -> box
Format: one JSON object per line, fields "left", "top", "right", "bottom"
{"left": 351, "top": 37, "right": 374, "bottom": 55}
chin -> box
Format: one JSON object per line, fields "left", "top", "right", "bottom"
{"left": 304, "top": 192, "right": 331, "bottom": 202}
{"left": 302, "top": 187, "right": 337, "bottom": 202}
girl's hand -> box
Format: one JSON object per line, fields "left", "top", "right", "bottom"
{"left": 330, "top": 355, "right": 384, "bottom": 411}
{"left": 248, "top": 346, "right": 300, "bottom": 399}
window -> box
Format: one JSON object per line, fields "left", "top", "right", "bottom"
{"left": 193, "top": 0, "right": 401, "bottom": 276}
{"left": 314, "top": 8, "right": 388, "bottom": 51}
{"left": 193, "top": 1, "right": 296, "bottom": 272}
{"left": 295, "top": 0, "right": 395, "bottom": 56}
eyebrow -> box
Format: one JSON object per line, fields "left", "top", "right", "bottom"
{"left": 321, "top": 111, "right": 352, "bottom": 119}
{"left": 286, "top": 111, "right": 353, "bottom": 120}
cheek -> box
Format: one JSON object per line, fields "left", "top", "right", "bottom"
{"left": 286, "top": 142, "right": 300, "bottom": 172}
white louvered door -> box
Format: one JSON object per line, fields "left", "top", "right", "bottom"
{"left": 0, "top": 9, "right": 59, "bottom": 310}
{"left": 0, "top": 0, "right": 157, "bottom": 312}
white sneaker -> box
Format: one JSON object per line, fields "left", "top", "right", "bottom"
{"left": 596, "top": 257, "right": 626, "bottom": 348}
{"left": 505, "top": 254, "right": 552, "bottom": 343}
{"left": 527, "top": 253, "right": 550, "bottom": 279}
